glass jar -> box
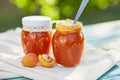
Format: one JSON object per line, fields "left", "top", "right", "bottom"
{"left": 21, "top": 16, "right": 52, "bottom": 56}
{"left": 52, "top": 19, "right": 84, "bottom": 67}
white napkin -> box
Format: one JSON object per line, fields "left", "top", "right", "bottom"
{"left": 0, "top": 44, "right": 120, "bottom": 80}
{"left": 0, "top": 70, "right": 20, "bottom": 79}
{"left": 0, "top": 28, "right": 120, "bottom": 80}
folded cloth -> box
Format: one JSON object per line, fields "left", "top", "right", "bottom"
{"left": 0, "top": 44, "right": 120, "bottom": 80}
{"left": 0, "top": 28, "right": 120, "bottom": 80}
{"left": 0, "top": 70, "right": 20, "bottom": 79}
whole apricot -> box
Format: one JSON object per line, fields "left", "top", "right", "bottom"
{"left": 21, "top": 53, "right": 38, "bottom": 67}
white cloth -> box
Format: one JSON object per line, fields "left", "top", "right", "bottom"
{"left": 0, "top": 28, "right": 120, "bottom": 80}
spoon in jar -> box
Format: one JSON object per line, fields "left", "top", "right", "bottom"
{"left": 74, "top": 0, "right": 89, "bottom": 24}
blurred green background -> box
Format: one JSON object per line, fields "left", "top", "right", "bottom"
{"left": 0, "top": 0, "right": 120, "bottom": 32}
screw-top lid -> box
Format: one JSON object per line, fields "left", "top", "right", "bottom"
{"left": 22, "top": 16, "right": 52, "bottom": 32}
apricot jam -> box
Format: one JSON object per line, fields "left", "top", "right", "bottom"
{"left": 21, "top": 16, "right": 52, "bottom": 56}
{"left": 52, "top": 19, "right": 84, "bottom": 67}
{"left": 21, "top": 30, "right": 51, "bottom": 56}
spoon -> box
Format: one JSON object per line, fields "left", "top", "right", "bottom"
{"left": 74, "top": 0, "right": 89, "bottom": 24}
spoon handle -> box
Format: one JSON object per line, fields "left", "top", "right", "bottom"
{"left": 74, "top": 0, "right": 89, "bottom": 24}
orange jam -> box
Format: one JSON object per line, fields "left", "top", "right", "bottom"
{"left": 52, "top": 19, "right": 84, "bottom": 67}
{"left": 21, "top": 30, "right": 51, "bottom": 56}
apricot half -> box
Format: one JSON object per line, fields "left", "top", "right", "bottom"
{"left": 21, "top": 53, "right": 38, "bottom": 67}
{"left": 38, "top": 54, "right": 56, "bottom": 67}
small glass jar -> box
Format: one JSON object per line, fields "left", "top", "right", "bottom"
{"left": 21, "top": 16, "right": 52, "bottom": 56}
{"left": 52, "top": 19, "right": 84, "bottom": 67}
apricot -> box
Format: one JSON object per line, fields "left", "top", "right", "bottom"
{"left": 21, "top": 53, "right": 38, "bottom": 67}
{"left": 38, "top": 54, "right": 56, "bottom": 68}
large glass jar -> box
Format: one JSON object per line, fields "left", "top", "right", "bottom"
{"left": 21, "top": 16, "right": 52, "bottom": 56}
{"left": 52, "top": 19, "right": 84, "bottom": 67}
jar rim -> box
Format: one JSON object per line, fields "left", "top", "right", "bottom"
{"left": 56, "top": 19, "right": 83, "bottom": 33}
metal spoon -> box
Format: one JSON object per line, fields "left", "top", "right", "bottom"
{"left": 74, "top": 0, "right": 89, "bottom": 24}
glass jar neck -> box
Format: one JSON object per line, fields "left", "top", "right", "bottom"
{"left": 56, "top": 24, "right": 82, "bottom": 33}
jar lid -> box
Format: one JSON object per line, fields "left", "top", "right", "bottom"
{"left": 22, "top": 16, "right": 52, "bottom": 32}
